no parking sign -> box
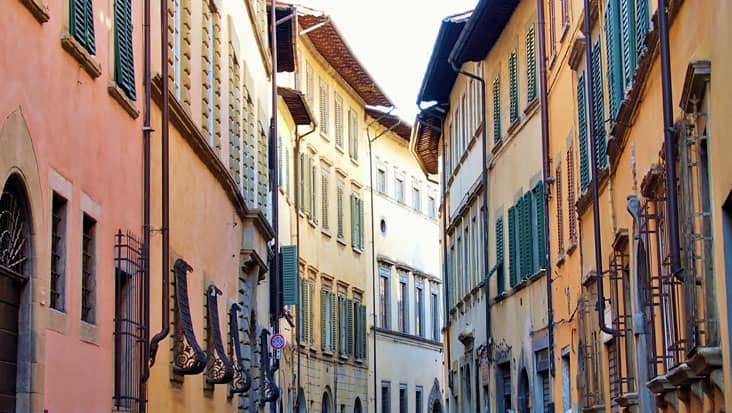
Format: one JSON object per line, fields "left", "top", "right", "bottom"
{"left": 270, "top": 333, "right": 286, "bottom": 351}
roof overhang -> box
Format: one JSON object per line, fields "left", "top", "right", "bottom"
{"left": 410, "top": 104, "right": 447, "bottom": 175}
{"left": 269, "top": 5, "right": 297, "bottom": 73}
{"left": 278, "top": 87, "right": 315, "bottom": 126}
{"left": 416, "top": 12, "right": 471, "bottom": 105}
{"left": 365, "top": 107, "right": 412, "bottom": 142}
{"left": 448, "top": 0, "right": 520, "bottom": 66}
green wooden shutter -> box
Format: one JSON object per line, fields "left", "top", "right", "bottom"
{"left": 509, "top": 50, "right": 519, "bottom": 123}
{"left": 297, "top": 278, "right": 304, "bottom": 341}
{"left": 591, "top": 40, "right": 608, "bottom": 169}
{"left": 358, "top": 198, "right": 365, "bottom": 249}
{"left": 359, "top": 304, "right": 367, "bottom": 359}
{"left": 508, "top": 206, "right": 517, "bottom": 287}
{"left": 299, "top": 153, "right": 305, "bottom": 212}
{"left": 71, "top": 0, "right": 96, "bottom": 54}
{"left": 350, "top": 194, "right": 356, "bottom": 246}
{"left": 526, "top": 26, "right": 537, "bottom": 103}
{"left": 493, "top": 77, "right": 502, "bottom": 143}
{"left": 636, "top": 0, "right": 649, "bottom": 55}
{"left": 114, "top": 0, "right": 136, "bottom": 100}
{"left": 337, "top": 185, "right": 344, "bottom": 239}
{"left": 304, "top": 281, "right": 311, "bottom": 343}
{"left": 577, "top": 71, "right": 590, "bottom": 191}
{"left": 281, "top": 245, "right": 298, "bottom": 306}
{"left": 330, "top": 292, "right": 337, "bottom": 352}
{"left": 346, "top": 299, "right": 353, "bottom": 356}
{"left": 496, "top": 217, "right": 505, "bottom": 294}
{"left": 620, "top": 0, "right": 637, "bottom": 91}
{"left": 534, "top": 182, "right": 546, "bottom": 270}
{"left": 521, "top": 193, "right": 532, "bottom": 279}
{"left": 605, "top": 0, "right": 623, "bottom": 120}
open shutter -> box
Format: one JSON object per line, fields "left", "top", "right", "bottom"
{"left": 337, "top": 186, "right": 344, "bottom": 239}
{"left": 297, "top": 278, "right": 304, "bottom": 341}
{"left": 358, "top": 198, "right": 365, "bottom": 249}
{"left": 605, "top": 0, "right": 623, "bottom": 120}
{"left": 636, "top": 0, "right": 649, "bottom": 55}
{"left": 321, "top": 173, "right": 328, "bottom": 230}
{"left": 591, "top": 40, "right": 608, "bottom": 169}
{"left": 509, "top": 50, "right": 519, "bottom": 123}
{"left": 350, "top": 194, "right": 357, "bottom": 246}
{"left": 359, "top": 304, "right": 367, "bottom": 359}
{"left": 281, "top": 245, "right": 298, "bottom": 306}
{"left": 304, "top": 155, "right": 311, "bottom": 217}
{"left": 330, "top": 292, "right": 337, "bottom": 352}
{"left": 311, "top": 164, "right": 318, "bottom": 224}
{"left": 534, "top": 182, "right": 546, "bottom": 270}
{"left": 320, "top": 289, "right": 327, "bottom": 348}
{"left": 493, "top": 77, "right": 502, "bottom": 143}
{"left": 71, "top": 0, "right": 96, "bottom": 54}
{"left": 521, "top": 193, "right": 532, "bottom": 279}
{"left": 526, "top": 25, "right": 537, "bottom": 102}
{"left": 114, "top": 0, "right": 136, "bottom": 100}
{"left": 298, "top": 153, "right": 305, "bottom": 212}
{"left": 508, "top": 206, "right": 517, "bottom": 287}
{"left": 577, "top": 71, "right": 590, "bottom": 191}
{"left": 84, "top": 0, "right": 96, "bottom": 54}
{"left": 620, "top": 0, "right": 637, "bottom": 91}
{"left": 496, "top": 217, "right": 505, "bottom": 294}
{"left": 347, "top": 299, "right": 354, "bottom": 356}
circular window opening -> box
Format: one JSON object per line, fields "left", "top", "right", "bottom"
{"left": 380, "top": 218, "right": 387, "bottom": 235}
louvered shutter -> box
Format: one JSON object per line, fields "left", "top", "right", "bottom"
{"left": 605, "top": 0, "right": 623, "bottom": 120}
{"left": 114, "top": 0, "right": 136, "bottom": 99}
{"left": 347, "top": 299, "right": 353, "bottom": 356}
{"left": 496, "top": 217, "right": 505, "bottom": 294}
{"left": 337, "top": 186, "right": 344, "bottom": 239}
{"left": 281, "top": 245, "right": 298, "bottom": 306}
{"left": 509, "top": 51, "right": 519, "bottom": 123}
{"left": 308, "top": 283, "right": 315, "bottom": 343}
{"left": 577, "top": 71, "right": 590, "bottom": 191}
{"left": 534, "top": 182, "right": 546, "bottom": 270}
{"left": 311, "top": 164, "right": 318, "bottom": 224}
{"left": 304, "top": 155, "right": 311, "bottom": 217}
{"left": 522, "top": 193, "right": 533, "bottom": 279}
{"left": 493, "top": 77, "right": 502, "bottom": 143}
{"left": 321, "top": 173, "right": 328, "bottom": 230}
{"left": 620, "top": 0, "right": 637, "bottom": 91}
{"left": 636, "top": 0, "right": 649, "bottom": 55}
{"left": 329, "top": 292, "right": 337, "bottom": 352}
{"left": 359, "top": 304, "right": 367, "bottom": 359}
{"left": 335, "top": 96, "right": 344, "bottom": 147}
{"left": 304, "top": 281, "right": 311, "bottom": 343}
{"left": 71, "top": 0, "right": 96, "bottom": 54}
{"left": 591, "top": 40, "right": 608, "bottom": 169}
{"left": 358, "top": 198, "right": 365, "bottom": 249}
{"left": 321, "top": 289, "right": 328, "bottom": 348}
{"left": 350, "top": 194, "right": 357, "bottom": 246}
{"left": 299, "top": 153, "right": 305, "bottom": 212}
{"left": 526, "top": 26, "right": 537, "bottom": 102}
{"left": 508, "top": 206, "right": 517, "bottom": 287}
{"left": 297, "top": 278, "right": 304, "bottom": 341}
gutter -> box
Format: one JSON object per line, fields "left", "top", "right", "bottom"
{"left": 536, "top": 0, "right": 556, "bottom": 378}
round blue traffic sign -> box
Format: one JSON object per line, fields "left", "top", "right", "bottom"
{"left": 270, "top": 333, "right": 286, "bottom": 350}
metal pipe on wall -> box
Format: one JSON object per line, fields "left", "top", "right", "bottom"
{"left": 140, "top": 0, "right": 152, "bottom": 393}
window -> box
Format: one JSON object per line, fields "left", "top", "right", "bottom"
{"left": 348, "top": 109, "right": 359, "bottom": 160}
{"left": 526, "top": 25, "right": 537, "bottom": 103}
{"left": 412, "top": 187, "right": 421, "bottom": 211}
{"left": 298, "top": 278, "right": 315, "bottom": 344}
{"left": 492, "top": 76, "right": 501, "bottom": 143}
{"left": 320, "top": 288, "right": 336, "bottom": 352}
{"left": 379, "top": 264, "right": 391, "bottom": 329}
{"left": 428, "top": 196, "right": 436, "bottom": 219}
{"left": 81, "top": 213, "right": 96, "bottom": 323}
{"left": 202, "top": 5, "right": 218, "bottom": 147}
{"left": 509, "top": 50, "right": 519, "bottom": 124}
{"left": 496, "top": 217, "right": 505, "bottom": 294}
{"left": 50, "top": 193, "right": 68, "bottom": 311}
{"left": 498, "top": 363, "right": 512, "bottom": 413}
{"left": 556, "top": 162, "right": 565, "bottom": 255}
{"left": 350, "top": 193, "right": 364, "bottom": 250}
{"left": 319, "top": 78, "right": 330, "bottom": 137}
{"left": 415, "top": 280, "right": 424, "bottom": 337}
{"left": 353, "top": 297, "right": 367, "bottom": 360}
{"left": 549, "top": 0, "right": 557, "bottom": 58}
{"left": 562, "top": 351, "right": 571, "bottom": 413}
{"left": 337, "top": 182, "right": 345, "bottom": 239}
{"left": 337, "top": 294, "right": 352, "bottom": 356}
{"left": 228, "top": 46, "right": 242, "bottom": 185}
{"left": 70, "top": 0, "right": 96, "bottom": 55}
{"left": 305, "top": 62, "right": 314, "bottom": 106}
{"left": 310, "top": 161, "right": 318, "bottom": 223}
{"left": 171, "top": 0, "right": 182, "bottom": 98}
{"left": 397, "top": 271, "right": 408, "bottom": 334}
{"left": 321, "top": 169, "right": 329, "bottom": 231}
{"left": 381, "top": 382, "right": 391, "bottom": 413}
{"left": 561, "top": 0, "right": 569, "bottom": 31}
{"left": 113, "top": 0, "right": 136, "bottom": 100}
{"left": 567, "top": 144, "right": 578, "bottom": 246}
{"left": 399, "top": 384, "right": 407, "bottom": 413}
{"left": 335, "top": 94, "right": 344, "bottom": 147}
{"left": 377, "top": 169, "right": 386, "bottom": 194}
{"left": 395, "top": 178, "right": 405, "bottom": 203}
{"left": 536, "top": 349, "right": 551, "bottom": 412}
{"left": 577, "top": 70, "right": 590, "bottom": 191}
{"left": 415, "top": 387, "right": 424, "bottom": 413}
{"left": 431, "top": 291, "right": 440, "bottom": 341}
{"left": 590, "top": 40, "right": 607, "bottom": 170}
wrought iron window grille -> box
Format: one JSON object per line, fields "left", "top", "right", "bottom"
{"left": 578, "top": 292, "right": 604, "bottom": 409}
{"left": 0, "top": 187, "right": 29, "bottom": 279}
{"left": 172, "top": 259, "right": 206, "bottom": 375}
{"left": 204, "top": 284, "right": 234, "bottom": 385}
{"left": 608, "top": 236, "right": 636, "bottom": 399}
{"left": 228, "top": 303, "right": 252, "bottom": 395}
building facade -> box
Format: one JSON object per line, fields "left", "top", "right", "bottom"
{"left": 369, "top": 111, "right": 444, "bottom": 413}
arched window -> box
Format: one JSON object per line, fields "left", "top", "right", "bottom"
{"left": 322, "top": 391, "right": 331, "bottom": 413}
{"left": 354, "top": 397, "right": 362, "bottom": 413}
{"left": 518, "top": 369, "right": 531, "bottom": 413}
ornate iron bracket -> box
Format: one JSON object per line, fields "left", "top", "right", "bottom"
{"left": 205, "top": 285, "right": 235, "bottom": 384}
{"left": 259, "top": 329, "right": 280, "bottom": 403}
{"left": 229, "top": 303, "right": 252, "bottom": 394}
{"left": 172, "top": 259, "right": 207, "bottom": 375}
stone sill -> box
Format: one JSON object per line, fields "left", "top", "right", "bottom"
{"left": 108, "top": 82, "right": 140, "bottom": 119}
{"left": 20, "top": 0, "right": 49, "bottom": 23}
{"left": 61, "top": 32, "right": 101, "bottom": 79}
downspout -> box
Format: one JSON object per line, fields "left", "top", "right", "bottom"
{"left": 536, "top": 0, "right": 556, "bottom": 378}
{"left": 270, "top": 0, "right": 280, "bottom": 339}
{"left": 140, "top": 0, "right": 152, "bottom": 392}
{"left": 449, "top": 61, "right": 491, "bottom": 406}
{"left": 657, "top": 0, "right": 682, "bottom": 279}
{"left": 149, "top": 0, "right": 172, "bottom": 364}
{"left": 581, "top": 0, "right": 621, "bottom": 336}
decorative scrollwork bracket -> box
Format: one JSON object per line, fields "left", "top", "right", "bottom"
{"left": 205, "top": 284, "right": 235, "bottom": 384}
{"left": 229, "top": 303, "right": 252, "bottom": 395}
{"left": 172, "top": 259, "right": 207, "bottom": 375}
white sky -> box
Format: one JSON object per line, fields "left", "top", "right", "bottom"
{"left": 297, "top": 0, "right": 477, "bottom": 122}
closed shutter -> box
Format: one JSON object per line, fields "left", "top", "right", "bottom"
{"left": 320, "top": 289, "right": 327, "bottom": 349}
{"left": 329, "top": 292, "right": 337, "bottom": 352}
{"left": 311, "top": 164, "right": 318, "bottom": 224}
{"left": 577, "top": 71, "right": 590, "bottom": 191}
{"left": 636, "top": 0, "right": 649, "bottom": 55}
{"left": 303, "top": 281, "right": 311, "bottom": 343}
{"left": 303, "top": 155, "right": 311, "bottom": 217}
{"left": 281, "top": 245, "right": 298, "bottom": 306}
{"left": 346, "top": 298, "right": 353, "bottom": 356}
{"left": 358, "top": 198, "right": 365, "bottom": 249}
{"left": 591, "top": 40, "right": 608, "bottom": 169}
{"left": 299, "top": 153, "right": 305, "bottom": 212}
{"left": 534, "top": 181, "right": 546, "bottom": 270}
{"left": 319, "top": 80, "right": 329, "bottom": 136}
{"left": 308, "top": 283, "right": 314, "bottom": 343}
{"left": 509, "top": 50, "right": 519, "bottom": 123}
{"left": 350, "top": 194, "right": 357, "bottom": 246}
{"left": 321, "top": 173, "right": 329, "bottom": 230}
{"left": 353, "top": 301, "right": 360, "bottom": 358}
{"left": 335, "top": 95, "right": 344, "bottom": 147}
{"left": 114, "top": 0, "right": 136, "bottom": 99}
{"left": 337, "top": 185, "right": 344, "bottom": 239}
{"left": 521, "top": 193, "right": 533, "bottom": 279}
{"left": 526, "top": 25, "right": 537, "bottom": 102}
{"left": 297, "top": 278, "right": 304, "bottom": 341}
{"left": 71, "top": 0, "right": 96, "bottom": 54}
{"left": 496, "top": 217, "right": 505, "bottom": 294}
{"left": 604, "top": 0, "right": 623, "bottom": 120}
{"left": 620, "top": 0, "right": 637, "bottom": 91}
{"left": 493, "top": 77, "right": 501, "bottom": 143}
{"left": 508, "top": 206, "right": 517, "bottom": 287}
{"left": 359, "top": 304, "right": 367, "bottom": 359}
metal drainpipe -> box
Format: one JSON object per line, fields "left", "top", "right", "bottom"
{"left": 270, "top": 0, "right": 280, "bottom": 338}
{"left": 581, "top": 0, "right": 621, "bottom": 336}
{"left": 536, "top": 0, "right": 556, "bottom": 377}
{"left": 448, "top": 61, "right": 491, "bottom": 408}
{"left": 140, "top": 0, "right": 152, "bottom": 393}
{"left": 149, "top": 0, "right": 172, "bottom": 364}
{"left": 657, "top": 0, "right": 682, "bottom": 279}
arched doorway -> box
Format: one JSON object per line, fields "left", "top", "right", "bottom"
{"left": 517, "top": 369, "right": 531, "bottom": 413}
{"left": 296, "top": 388, "right": 307, "bottom": 413}
{"left": 321, "top": 390, "right": 331, "bottom": 413}
{"left": 0, "top": 175, "right": 33, "bottom": 413}
{"left": 431, "top": 399, "right": 442, "bottom": 413}
{"left": 353, "top": 397, "right": 362, "bottom": 413}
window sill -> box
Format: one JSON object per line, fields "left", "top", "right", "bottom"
{"left": 556, "top": 253, "right": 566, "bottom": 267}
{"left": 20, "top": 0, "right": 49, "bottom": 23}
{"left": 321, "top": 228, "right": 332, "bottom": 238}
{"left": 350, "top": 157, "right": 359, "bottom": 167}
{"left": 337, "top": 237, "right": 347, "bottom": 246}
{"left": 79, "top": 320, "right": 99, "bottom": 345}
{"left": 47, "top": 307, "right": 69, "bottom": 335}
{"left": 108, "top": 82, "right": 140, "bottom": 119}
{"left": 60, "top": 32, "right": 101, "bottom": 79}
{"left": 566, "top": 243, "right": 577, "bottom": 256}
{"left": 320, "top": 131, "right": 330, "bottom": 142}
{"left": 506, "top": 118, "right": 521, "bottom": 136}
{"left": 352, "top": 246, "right": 363, "bottom": 255}
{"left": 523, "top": 96, "right": 540, "bottom": 116}
{"left": 308, "top": 220, "right": 317, "bottom": 228}
{"left": 491, "top": 139, "right": 504, "bottom": 156}
{"left": 322, "top": 350, "right": 334, "bottom": 357}
{"left": 335, "top": 144, "right": 345, "bottom": 154}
